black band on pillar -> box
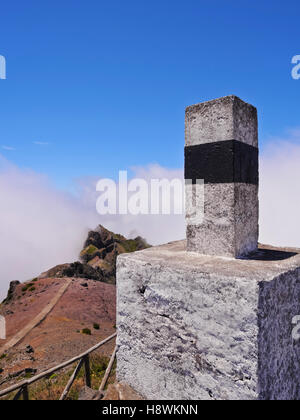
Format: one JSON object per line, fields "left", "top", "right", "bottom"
{"left": 184, "top": 139, "right": 258, "bottom": 185}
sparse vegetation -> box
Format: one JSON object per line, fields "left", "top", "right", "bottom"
{"left": 81, "top": 328, "right": 91, "bottom": 335}
{"left": 93, "top": 323, "right": 100, "bottom": 330}
{"left": 0, "top": 354, "right": 7, "bottom": 360}
{"left": 80, "top": 245, "right": 99, "bottom": 258}
{"left": 24, "top": 371, "right": 36, "bottom": 379}
{"left": 22, "top": 283, "right": 35, "bottom": 293}
{"left": 0, "top": 354, "right": 114, "bottom": 400}
{"left": 121, "top": 239, "right": 140, "bottom": 253}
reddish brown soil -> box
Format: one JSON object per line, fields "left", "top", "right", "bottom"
{"left": 0, "top": 278, "right": 116, "bottom": 387}
{"left": 1, "top": 278, "right": 64, "bottom": 341}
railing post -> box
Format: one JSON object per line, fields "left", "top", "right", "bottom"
{"left": 94, "top": 346, "right": 117, "bottom": 400}
{"left": 84, "top": 354, "right": 91, "bottom": 388}
{"left": 59, "top": 358, "right": 84, "bottom": 400}
{"left": 13, "top": 386, "right": 24, "bottom": 401}
{"left": 22, "top": 384, "right": 29, "bottom": 400}
{"left": 0, "top": 333, "right": 116, "bottom": 400}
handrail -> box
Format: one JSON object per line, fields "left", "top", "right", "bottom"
{"left": 94, "top": 346, "right": 117, "bottom": 400}
{"left": 0, "top": 332, "right": 117, "bottom": 399}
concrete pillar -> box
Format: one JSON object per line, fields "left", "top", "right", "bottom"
{"left": 185, "top": 95, "right": 259, "bottom": 258}
{"left": 117, "top": 96, "right": 300, "bottom": 400}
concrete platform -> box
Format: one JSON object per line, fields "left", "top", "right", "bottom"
{"left": 116, "top": 241, "right": 300, "bottom": 400}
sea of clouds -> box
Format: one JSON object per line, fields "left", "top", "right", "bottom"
{"left": 0, "top": 131, "right": 299, "bottom": 299}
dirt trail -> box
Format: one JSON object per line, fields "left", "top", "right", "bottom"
{"left": 0, "top": 278, "right": 72, "bottom": 354}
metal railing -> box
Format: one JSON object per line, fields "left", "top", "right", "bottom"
{"left": 0, "top": 332, "right": 117, "bottom": 400}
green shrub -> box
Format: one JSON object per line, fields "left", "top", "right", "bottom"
{"left": 22, "top": 283, "right": 35, "bottom": 292}
{"left": 122, "top": 240, "right": 138, "bottom": 253}
{"left": 81, "top": 245, "right": 99, "bottom": 256}
{"left": 93, "top": 323, "right": 100, "bottom": 330}
{"left": 81, "top": 328, "right": 91, "bottom": 336}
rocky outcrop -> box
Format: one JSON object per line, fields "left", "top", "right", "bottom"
{"left": 79, "top": 225, "right": 150, "bottom": 284}
{"left": 61, "top": 262, "right": 104, "bottom": 282}
{"left": 39, "top": 262, "right": 105, "bottom": 282}
{"left": 2, "top": 281, "right": 20, "bottom": 304}
{"left": 38, "top": 225, "right": 150, "bottom": 285}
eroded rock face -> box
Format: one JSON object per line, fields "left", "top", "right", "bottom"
{"left": 39, "top": 262, "right": 105, "bottom": 282}
{"left": 61, "top": 262, "right": 104, "bottom": 282}
{"left": 37, "top": 225, "right": 150, "bottom": 285}
{"left": 79, "top": 225, "right": 151, "bottom": 284}
{"left": 84, "top": 225, "right": 116, "bottom": 251}
{"left": 2, "top": 281, "right": 20, "bottom": 304}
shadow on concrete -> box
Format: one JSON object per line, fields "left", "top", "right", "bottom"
{"left": 240, "top": 248, "right": 297, "bottom": 261}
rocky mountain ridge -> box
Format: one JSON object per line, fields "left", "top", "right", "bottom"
{"left": 37, "top": 225, "right": 150, "bottom": 285}
{"left": 0, "top": 224, "right": 150, "bottom": 394}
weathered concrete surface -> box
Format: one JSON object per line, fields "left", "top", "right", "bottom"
{"left": 185, "top": 95, "right": 259, "bottom": 258}
{"left": 187, "top": 183, "right": 258, "bottom": 258}
{"left": 117, "top": 241, "right": 300, "bottom": 400}
{"left": 185, "top": 95, "right": 258, "bottom": 147}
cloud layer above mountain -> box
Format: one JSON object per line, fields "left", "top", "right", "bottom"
{"left": 0, "top": 132, "right": 300, "bottom": 299}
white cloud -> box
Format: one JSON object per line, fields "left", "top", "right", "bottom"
{"left": 2, "top": 145, "right": 16, "bottom": 151}
{"left": 33, "top": 141, "right": 50, "bottom": 146}
{"left": 93, "top": 164, "right": 186, "bottom": 246}
{"left": 0, "top": 156, "right": 100, "bottom": 300}
{"left": 0, "top": 159, "right": 185, "bottom": 300}
{"left": 0, "top": 132, "right": 299, "bottom": 300}
{"left": 259, "top": 130, "right": 300, "bottom": 248}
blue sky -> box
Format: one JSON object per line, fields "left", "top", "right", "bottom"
{"left": 0, "top": 0, "right": 299, "bottom": 190}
